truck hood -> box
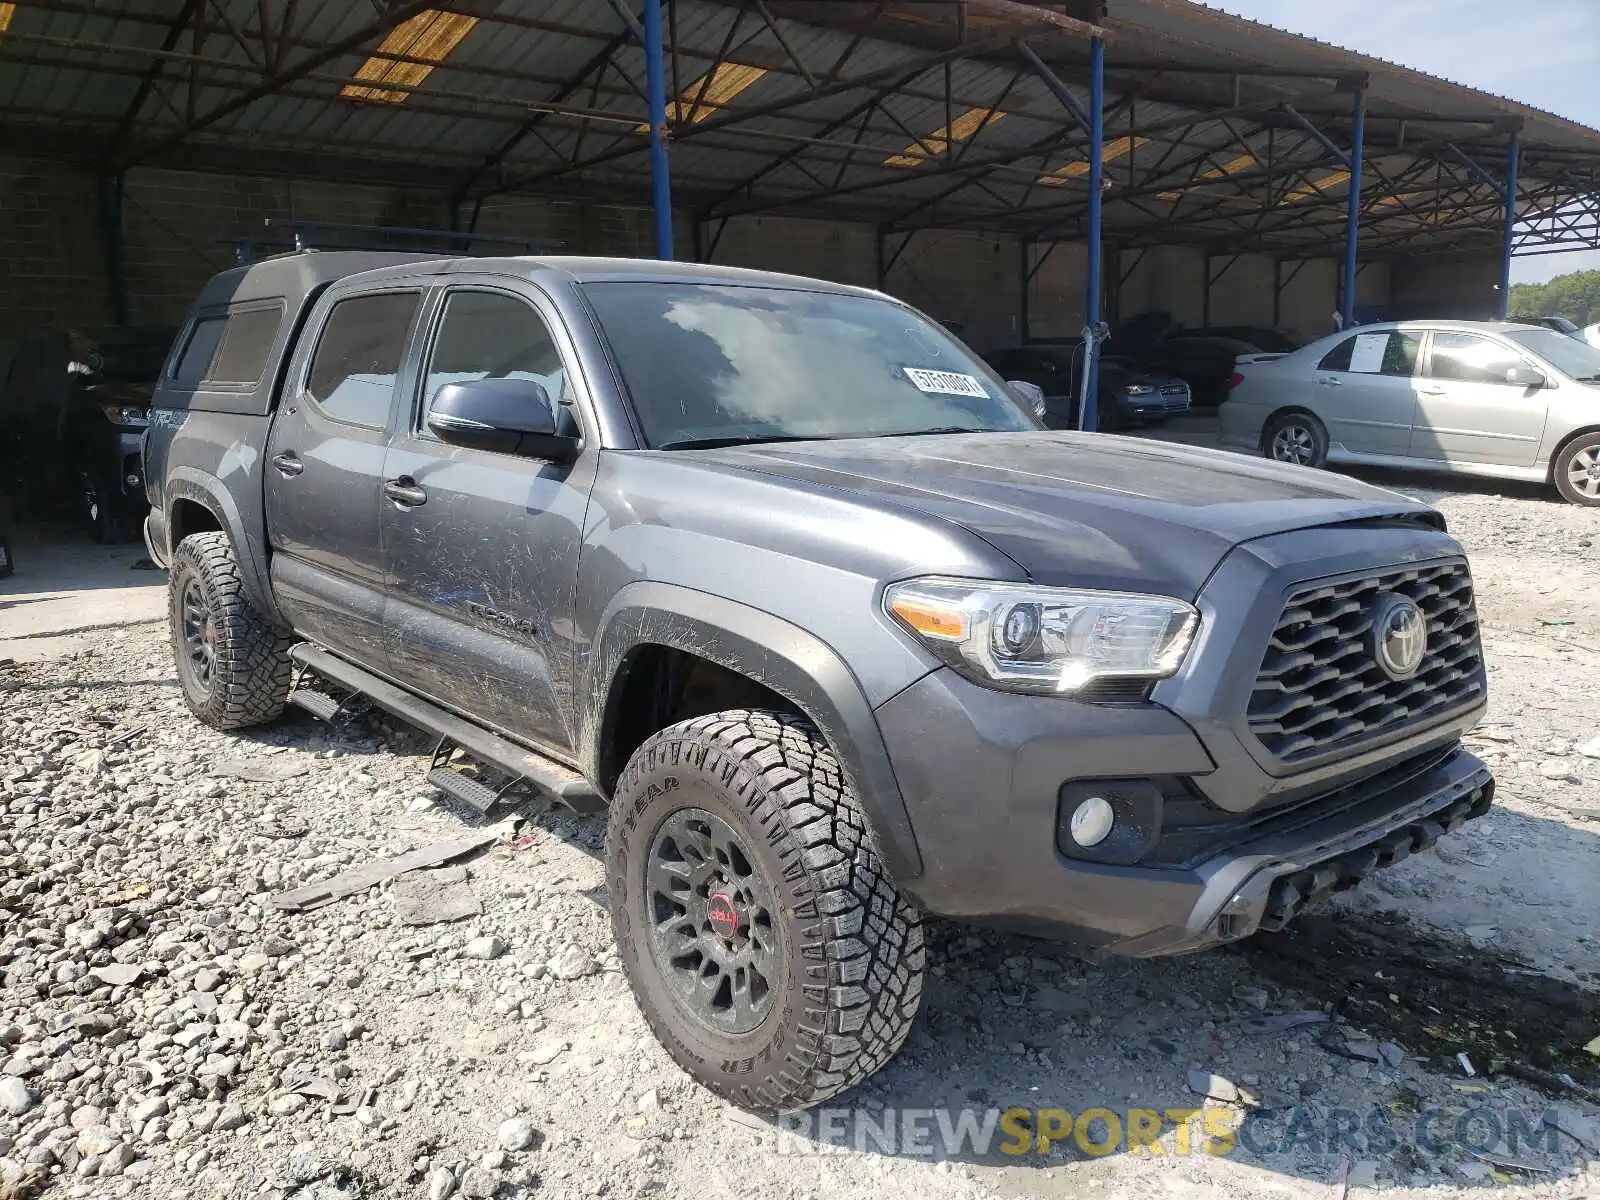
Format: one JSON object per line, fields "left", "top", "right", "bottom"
{"left": 691, "top": 432, "right": 1440, "bottom": 597}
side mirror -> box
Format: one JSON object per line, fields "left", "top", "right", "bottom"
{"left": 1504, "top": 365, "right": 1547, "bottom": 389}
{"left": 1008, "top": 379, "right": 1047, "bottom": 419}
{"left": 427, "top": 378, "right": 579, "bottom": 460}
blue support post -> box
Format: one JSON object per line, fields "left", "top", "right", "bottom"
{"left": 642, "top": 0, "right": 673, "bottom": 259}
{"left": 1081, "top": 36, "right": 1105, "bottom": 433}
{"left": 1499, "top": 131, "right": 1520, "bottom": 318}
{"left": 1340, "top": 86, "right": 1366, "bottom": 327}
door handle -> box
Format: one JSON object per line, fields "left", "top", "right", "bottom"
{"left": 271, "top": 452, "right": 304, "bottom": 477}
{"left": 383, "top": 477, "right": 428, "bottom": 507}
{"left": 1317, "top": 376, "right": 1342, "bottom": 387}
{"left": 1420, "top": 385, "right": 1447, "bottom": 395}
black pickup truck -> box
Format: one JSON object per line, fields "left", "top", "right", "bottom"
{"left": 144, "top": 250, "right": 1493, "bottom": 1112}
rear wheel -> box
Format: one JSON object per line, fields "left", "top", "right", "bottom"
{"left": 1554, "top": 433, "right": 1600, "bottom": 506}
{"left": 169, "top": 531, "right": 294, "bottom": 729}
{"left": 1263, "top": 411, "right": 1328, "bottom": 468}
{"left": 607, "top": 708, "right": 924, "bottom": 1112}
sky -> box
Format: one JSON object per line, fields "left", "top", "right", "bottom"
{"left": 1206, "top": 0, "right": 1600, "bottom": 283}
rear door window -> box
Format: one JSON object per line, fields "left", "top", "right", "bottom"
{"left": 1318, "top": 331, "right": 1421, "bottom": 377}
{"left": 172, "top": 306, "right": 282, "bottom": 385}
{"left": 305, "top": 292, "right": 420, "bottom": 429}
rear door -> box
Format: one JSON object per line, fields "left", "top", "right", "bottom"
{"left": 1308, "top": 328, "right": 1422, "bottom": 456}
{"left": 264, "top": 288, "right": 422, "bottom": 667}
{"left": 380, "top": 282, "right": 598, "bottom": 754}
{"left": 1408, "top": 330, "right": 1551, "bottom": 466}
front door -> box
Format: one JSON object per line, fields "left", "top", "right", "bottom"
{"left": 1308, "top": 328, "right": 1423, "bottom": 457}
{"left": 1408, "top": 330, "right": 1551, "bottom": 467}
{"left": 380, "top": 285, "right": 596, "bottom": 754}
{"left": 264, "top": 289, "right": 421, "bottom": 668}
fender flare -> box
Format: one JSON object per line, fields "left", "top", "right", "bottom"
{"left": 164, "top": 467, "right": 282, "bottom": 621}
{"left": 581, "top": 581, "right": 924, "bottom": 884}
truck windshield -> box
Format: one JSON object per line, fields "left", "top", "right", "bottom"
{"left": 582, "top": 281, "right": 1036, "bottom": 448}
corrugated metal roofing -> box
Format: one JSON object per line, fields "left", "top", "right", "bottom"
{"left": 0, "top": 0, "right": 1596, "bottom": 259}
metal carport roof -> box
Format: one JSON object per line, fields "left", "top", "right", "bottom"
{"left": 1, "top": 0, "right": 1598, "bottom": 264}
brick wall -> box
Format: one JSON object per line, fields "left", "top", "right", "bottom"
{"left": 0, "top": 157, "right": 677, "bottom": 334}
{"left": 0, "top": 157, "right": 115, "bottom": 332}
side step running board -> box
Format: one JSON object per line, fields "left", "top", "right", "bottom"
{"left": 288, "top": 643, "right": 605, "bottom": 815}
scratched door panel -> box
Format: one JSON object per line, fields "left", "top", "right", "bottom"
{"left": 378, "top": 287, "right": 596, "bottom": 755}
{"left": 380, "top": 442, "right": 595, "bottom": 752}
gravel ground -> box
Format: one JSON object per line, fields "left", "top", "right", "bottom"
{"left": 2, "top": 473, "right": 1598, "bottom": 1200}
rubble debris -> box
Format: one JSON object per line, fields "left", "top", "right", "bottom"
{"left": 271, "top": 831, "right": 501, "bottom": 912}
{"left": 1186, "top": 1069, "right": 1259, "bottom": 1108}
{"left": 1237, "top": 1011, "right": 1330, "bottom": 1036}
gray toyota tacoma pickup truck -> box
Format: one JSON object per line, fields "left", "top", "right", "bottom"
{"left": 145, "top": 250, "right": 1494, "bottom": 1112}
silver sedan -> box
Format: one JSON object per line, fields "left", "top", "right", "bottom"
{"left": 1219, "top": 320, "right": 1600, "bottom": 505}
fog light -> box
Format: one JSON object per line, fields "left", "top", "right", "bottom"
{"left": 1069, "top": 796, "right": 1115, "bottom": 847}
{"left": 125, "top": 473, "right": 142, "bottom": 487}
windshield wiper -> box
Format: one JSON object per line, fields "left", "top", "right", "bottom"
{"left": 867, "top": 425, "right": 995, "bottom": 438}
{"left": 653, "top": 434, "right": 833, "bottom": 451}
{"left": 1571, "top": 374, "right": 1600, "bottom": 383}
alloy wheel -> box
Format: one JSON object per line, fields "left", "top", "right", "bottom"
{"left": 180, "top": 575, "right": 218, "bottom": 695}
{"left": 1566, "top": 445, "right": 1600, "bottom": 500}
{"left": 1271, "top": 424, "right": 1317, "bottom": 465}
{"left": 644, "top": 808, "right": 783, "bottom": 1035}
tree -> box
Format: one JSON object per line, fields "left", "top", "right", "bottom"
{"left": 1509, "top": 270, "right": 1600, "bottom": 324}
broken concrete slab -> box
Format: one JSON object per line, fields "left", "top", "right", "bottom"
{"left": 89, "top": 963, "right": 145, "bottom": 987}
{"left": 1545, "top": 1105, "right": 1600, "bottom": 1152}
{"left": 391, "top": 870, "right": 481, "bottom": 927}
{"left": 213, "top": 756, "right": 310, "bottom": 783}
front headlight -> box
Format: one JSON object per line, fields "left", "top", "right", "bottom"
{"left": 1123, "top": 384, "right": 1156, "bottom": 396}
{"left": 884, "top": 577, "right": 1198, "bottom": 695}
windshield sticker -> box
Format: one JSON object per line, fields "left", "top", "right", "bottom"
{"left": 903, "top": 367, "right": 989, "bottom": 397}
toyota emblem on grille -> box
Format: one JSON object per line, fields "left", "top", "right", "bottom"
{"left": 1372, "top": 594, "right": 1427, "bottom": 680}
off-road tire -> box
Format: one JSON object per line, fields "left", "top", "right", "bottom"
{"left": 169, "top": 531, "right": 294, "bottom": 729}
{"left": 1263, "top": 410, "right": 1329, "bottom": 469}
{"left": 607, "top": 708, "right": 925, "bottom": 1112}
{"left": 1553, "top": 432, "right": 1600, "bottom": 506}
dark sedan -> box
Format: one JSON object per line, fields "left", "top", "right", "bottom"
{"left": 984, "top": 343, "right": 1191, "bottom": 430}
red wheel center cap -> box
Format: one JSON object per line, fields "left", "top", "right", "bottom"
{"left": 706, "top": 892, "right": 740, "bottom": 939}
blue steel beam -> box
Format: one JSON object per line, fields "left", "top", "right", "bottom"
{"left": 1082, "top": 36, "right": 1105, "bottom": 433}
{"left": 1499, "top": 131, "right": 1520, "bottom": 318}
{"left": 1340, "top": 86, "right": 1366, "bottom": 327}
{"left": 642, "top": 0, "right": 673, "bottom": 259}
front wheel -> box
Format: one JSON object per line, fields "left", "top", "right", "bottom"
{"left": 1554, "top": 434, "right": 1600, "bottom": 506}
{"left": 169, "top": 531, "right": 294, "bottom": 729}
{"left": 82, "top": 474, "right": 122, "bottom": 544}
{"left": 1263, "top": 411, "right": 1329, "bottom": 468}
{"left": 607, "top": 709, "right": 925, "bottom": 1112}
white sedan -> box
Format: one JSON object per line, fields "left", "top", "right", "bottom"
{"left": 1219, "top": 320, "right": 1600, "bottom": 505}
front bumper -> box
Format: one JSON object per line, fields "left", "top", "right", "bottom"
{"left": 875, "top": 664, "right": 1493, "bottom": 955}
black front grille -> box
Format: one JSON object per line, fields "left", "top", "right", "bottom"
{"left": 1247, "top": 561, "right": 1483, "bottom": 762}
